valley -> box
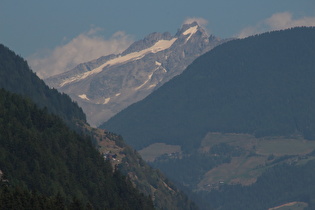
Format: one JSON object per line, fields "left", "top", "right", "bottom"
{"left": 1, "top": 24, "right": 315, "bottom": 209}
{"left": 3, "top": 1, "right": 315, "bottom": 208}
{"left": 198, "top": 133, "right": 315, "bottom": 189}
{"left": 142, "top": 132, "right": 315, "bottom": 192}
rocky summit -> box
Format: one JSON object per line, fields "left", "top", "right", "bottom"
{"left": 45, "top": 22, "right": 224, "bottom": 126}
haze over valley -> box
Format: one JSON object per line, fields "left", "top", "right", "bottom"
{"left": 1, "top": 1, "right": 315, "bottom": 209}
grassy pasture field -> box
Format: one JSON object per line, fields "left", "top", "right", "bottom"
{"left": 138, "top": 143, "right": 182, "bottom": 162}
{"left": 135, "top": 132, "right": 315, "bottom": 191}
{"left": 256, "top": 137, "right": 315, "bottom": 156}
{"left": 198, "top": 132, "right": 315, "bottom": 190}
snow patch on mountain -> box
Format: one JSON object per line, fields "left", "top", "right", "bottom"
{"left": 148, "top": 84, "right": 157, "bottom": 89}
{"left": 78, "top": 94, "right": 90, "bottom": 100}
{"left": 135, "top": 67, "right": 160, "bottom": 91}
{"left": 59, "top": 38, "right": 177, "bottom": 87}
{"left": 103, "top": 97, "right": 111, "bottom": 104}
{"left": 183, "top": 25, "right": 199, "bottom": 42}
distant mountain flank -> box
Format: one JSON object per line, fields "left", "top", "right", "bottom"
{"left": 100, "top": 27, "right": 315, "bottom": 150}
{"left": 45, "top": 22, "right": 225, "bottom": 126}
{"left": 100, "top": 26, "right": 315, "bottom": 209}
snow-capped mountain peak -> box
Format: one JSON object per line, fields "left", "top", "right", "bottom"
{"left": 182, "top": 25, "right": 199, "bottom": 42}
{"left": 58, "top": 37, "right": 177, "bottom": 87}
{"left": 45, "top": 23, "right": 225, "bottom": 126}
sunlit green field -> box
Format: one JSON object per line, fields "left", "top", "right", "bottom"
{"left": 198, "top": 133, "right": 315, "bottom": 190}
{"left": 139, "top": 143, "right": 181, "bottom": 162}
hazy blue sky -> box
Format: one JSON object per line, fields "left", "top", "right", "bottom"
{"left": 1, "top": 0, "right": 314, "bottom": 77}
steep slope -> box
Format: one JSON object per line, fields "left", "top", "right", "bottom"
{"left": 45, "top": 22, "right": 224, "bottom": 126}
{"left": 0, "top": 43, "right": 197, "bottom": 209}
{"left": 101, "top": 27, "right": 315, "bottom": 150}
{"left": 84, "top": 126, "right": 197, "bottom": 210}
{"left": 0, "top": 44, "right": 86, "bottom": 127}
{"left": 0, "top": 88, "right": 154, "bottom": 209}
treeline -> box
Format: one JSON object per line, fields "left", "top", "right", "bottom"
{"left": 0, "top": 88, "right": 153, "bottom": 209}
{"left": 0, "top": 44, "right": 86, "bottom": 127}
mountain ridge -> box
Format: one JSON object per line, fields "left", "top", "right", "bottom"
{"left": 100, "top": 26, "right": 315, "bottom": 209}
{"left": 45, "top": 22, "right": 225, "bottom": 126}
{"left": 100, "top": 26, "right": 315, "bottom": 150}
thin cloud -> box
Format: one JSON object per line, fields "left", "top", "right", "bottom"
{"left": 238, "top": 12, "right": 315, "bottom": 38}
{"left": 184, "top": 17, "right": 208, "bottom": 28}
{"left": 28, "top": 28, "right": 134, "bottom": 79}
{"left": 183, "top": 17, "right": 211, "bottom": 35}
{"left": 266, "top": 12, "right": 315, "bottom": 29}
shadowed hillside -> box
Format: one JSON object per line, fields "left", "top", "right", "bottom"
{"left": 0, "top": 44, "right": 86, "bottom": 127}
{"left": 101, "top": 27, "right": 315, "bottom": 150}
{"left": 0, "top": 43, "right": 197, "bottom": 210}
{"left": 0, "top": 88, "right": 154, "bottom": 209}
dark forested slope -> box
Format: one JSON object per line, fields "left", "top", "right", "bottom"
{"left": 0, "top": 44, "right": 86, "bottom": 126}
{"left": 101, "top": 27, "right": 315, "bottom": 150}
{"left": 0, "top": 43, "right": 197, "bottom": 210}
{"left": 0, "top": 88, "right": 154, "bottom": 209}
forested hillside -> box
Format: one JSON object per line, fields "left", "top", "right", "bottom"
{"left": 101, "top": 27, "right": 315, "bottom": 150}
{"left": 0, "top": 88, "right": 154, "bottom": 209}
{"left": 94, "top": 131, "right": 198, "bottom": 210}
{"left": 0, "top": 43, "right": 197, "bottom": 209}
{"left": 0, "top": 44, "right": 86, "bottom": 127}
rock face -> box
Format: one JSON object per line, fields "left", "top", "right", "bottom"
{"left": 45, "top": 22, "right": 224, "bottom": 126}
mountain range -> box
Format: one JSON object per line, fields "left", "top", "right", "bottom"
{"left": 2, "top": 24, "right": 315, "bottom": 210}
{"left": 100, "top": 27, "right": 315, "bottom": 209}
{"left": 45, "top": 22, "right": 225, "bottom": 126}
{"left": 101, "top": 27, "right": 315, "bottom": 150}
